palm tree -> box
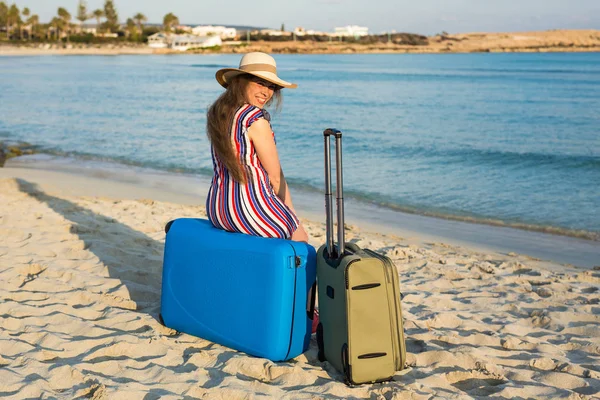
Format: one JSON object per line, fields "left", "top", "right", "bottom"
{"left": 57, "top": 7, "right": 71, "bottom": 42}
{"left": 7, "top": 4, "right": 21, "bottom": 40}
{"left": 27, "top": 14, "right": 39, "bottom": 40}
{"left": 76, "top": 0, "right": 88, "bottom": 33}
{"left": 125, "top": 17, "right": 136, "bottom": 39}
{"left": 0, "top": 2, "right": 8, "bottom": 39}
{"left": 163, "top": 13, "right": 179, "bottom": 33}
{"left": 102, "top": 0, "right": 118, "bottom": 34}
{"left": 49, "top": 16, "right": 63, "bottom": 41}
{"left": 21, "top": 6, "right": 29, "bottom": 39}
{"left": 133, "top": 12, "right": 146, "bottom": 37}
{"left": 92, "top": 9, "right": 103, "bottom": 35}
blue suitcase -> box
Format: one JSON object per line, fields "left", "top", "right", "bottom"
{"left": 161, "top": 218, "right": 317, "bottom": 361}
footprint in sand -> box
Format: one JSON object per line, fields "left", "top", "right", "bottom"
{"left": 73, "top": 379, "right": 107, "bottom": 400}
{"left": 446, "top": 370, "right": 506, "bottom": 396}
{"left": 530, "top": 310, "right": 552, "bottom": 328}
{"left": 17, "top": 263, "right": 47, "bottom": 288}
{"left": 473, "top": 261, "right": 495, "bottom": 274}
{"left": 0, "top": 228, "right": 33, "bottom": 244}
{"left": 406, "top": 338, "right": 427, "bottom": 353}
{"left": 501, "top": 337, "right": 531, "bottom": 350}
{"left": 529, "top": 357, "right": 556, "bottom": 371}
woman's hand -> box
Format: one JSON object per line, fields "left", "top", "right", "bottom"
{"left": 292, "top": 223, "right": 309, "bottom": 243}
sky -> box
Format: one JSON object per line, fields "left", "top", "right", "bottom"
{"left": 10, "top": 0, "right": 600, "bottom": 35}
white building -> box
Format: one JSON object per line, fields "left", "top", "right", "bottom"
{"left": 176, "top": 25, "right": 193, "bottom": 33}
{"left": 148, "top": 32, "right": 222, "bottom": 51}
{"left": 71, "top": 22, "right": 97, "bottom": 35}
{"left": 191, "top": 25, "right": 236, "bottom": 40}
{"left": 334, "top": 25, "right": 369, "bottom": 38}
{"left": 293, "top": 27, "right": 328, "bottom": 37}
{"left": 96, "top": 32, "right": 118, "bottom": 38}
{"left": 81, "top": 27, "right": 97, "bottom": 35}
{"left": 148, "top": 32, "right": 170, "bottom": 48}
{"left": 171, "top": 34, "right": 222, "bottom": 51}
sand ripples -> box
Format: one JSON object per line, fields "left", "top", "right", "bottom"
{"left": 0, "top": 177, "right": 598, "bottom": 398}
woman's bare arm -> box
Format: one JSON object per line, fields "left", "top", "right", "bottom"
{"left": 248, "top": 118, "right": 296, "bottom": 211}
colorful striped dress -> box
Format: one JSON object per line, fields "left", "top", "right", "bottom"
{"left": 206, "top": 104, "right": 300, "bottom": 239}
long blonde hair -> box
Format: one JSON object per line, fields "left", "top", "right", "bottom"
{"left": 206, "top": 74, "right": 282, "bottom": 184}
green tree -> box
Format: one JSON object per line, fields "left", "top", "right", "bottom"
{"left": 57, "top": 7, "right": 71, "bottom": 42}
{"left": 92, "top": 9, "right": 103, "bottom": 33}
{"left": 76, "top": 0, "right": 88, "bottom": 32}
{"left": 0, "top": 2, "right": 8, "bottom": 39}
{"left": 50, "top": 16, "right": 64, "bottom": 41}
{"left": 27, "top": 14, "right": 39, "bottom": 39}
{"left": 103, "top": 0, "right": 119, "bottom": 33}
{"left": 133, "top": 12, "right": 146, "bottom": 37}
{"left": 6, "top": 3, "right": 21, "bottom": 39}
{"left": 125, "top": 17, "right": 136, "bottom": 39}
{"left": 281, "top": 23, "right": 285, "bottom": 32}
{"left": 162, "top": 12, "right": 179, "bottom": 33}
{"left": 21, "top": 6, "right": 30, "bottom": 39}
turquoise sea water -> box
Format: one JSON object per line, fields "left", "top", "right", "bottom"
{"left": 1, "top": 53, "right": 599, "bottom": 239}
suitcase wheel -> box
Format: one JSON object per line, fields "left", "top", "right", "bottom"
{"left": 341, "top": 343, "right": 355, "bottom": 386}
{"left": 158, "top": 313, "right": 166, "bottom": 326}
{"left": 316, "top": 323, "right": 325, "bottom": 362}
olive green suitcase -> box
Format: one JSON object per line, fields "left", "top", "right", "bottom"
{"left": 316, "top": 128, "right": 406, "bottom": 385}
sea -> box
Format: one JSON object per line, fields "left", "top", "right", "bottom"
{"left": 1, "top": 52, "right": 599, "bottom": 243}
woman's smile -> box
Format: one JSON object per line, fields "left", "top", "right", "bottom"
{"left": 246, "top": 77, "right": 278, "bottom": 108}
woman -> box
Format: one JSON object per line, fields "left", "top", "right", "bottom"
{"left": 206, "top": 52, "right": 309, "bottom": 242}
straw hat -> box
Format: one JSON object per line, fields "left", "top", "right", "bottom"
{"left": 216, "top": 52, "right": 297, "bottom": 89}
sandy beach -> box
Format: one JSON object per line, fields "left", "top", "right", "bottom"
{"left": 1, "top": 29, "right": 599, "bottom": 56}
{"left": 0, "top": 157, "right": 599, "bottom": 399}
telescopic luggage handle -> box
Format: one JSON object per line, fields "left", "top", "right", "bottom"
{"left": 323, "top": 128, "right": 345, "bottom": 259}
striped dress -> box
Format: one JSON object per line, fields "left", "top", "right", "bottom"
{"left": 206, "top": 104, "right": 300, "bottom": 239}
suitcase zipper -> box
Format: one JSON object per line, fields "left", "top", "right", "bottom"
{"left": 363, "top": 248, "right": 404, "bottom": 371}
{"left": 284, "top": 246, "right": 300, "bottom": 360}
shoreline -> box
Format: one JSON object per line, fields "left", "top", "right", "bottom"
{"left": 3, "top": 147, "right": 599, "bottom": 243}
{"left": 2, "top": 154, "right": 599, "bottom": 268}
{"left": 1, "top": 29, "right": 599, "bottom": 56}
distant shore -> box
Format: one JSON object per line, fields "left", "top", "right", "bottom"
{"left": 1, "top": 29, "right": 599, "bottom": 56}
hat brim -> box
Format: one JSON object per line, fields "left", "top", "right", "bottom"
{"left": 216, "top": 68, "right": 297, "bottom": 89}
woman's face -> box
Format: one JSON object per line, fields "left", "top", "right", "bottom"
{"left": 244, "top": 76, "right": 280, "bottom": 108}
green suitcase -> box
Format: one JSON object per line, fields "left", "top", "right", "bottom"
{"left": 316, "top": 129, "right": 406, "bottom": 385}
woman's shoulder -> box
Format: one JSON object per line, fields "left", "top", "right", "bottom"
{"left": 238, "top": 104, "right": 270, "bottom": 128}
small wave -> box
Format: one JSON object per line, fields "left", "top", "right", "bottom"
{"left": 189, "top": 64, "right": 229, "bottom": 69}
{"left": 22, "top": 147, "right": 215, "bottom": 178}
{"left": 12, "top": 144, "right": 600, "bottom": 242}
{"left": 351, "top": 141, "right": 600, "bottom": 169}
{"left": 454, "top": 67, "right": 597, "bottom": 75}
{"left": 285, "top": 68, "right": 318, "bottom": 72}
{"left": 285, "top": 176, "right": 600, "bottom": 242}
{"left": 437, "top": 147, "right": 600, "bottom": 169}
{"left": 339, "top": 189, "right": 600, "bottom": 241}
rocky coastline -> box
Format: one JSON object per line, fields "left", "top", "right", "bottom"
{"left": 0, "top": 142, "right": 38, "bottom": 167}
